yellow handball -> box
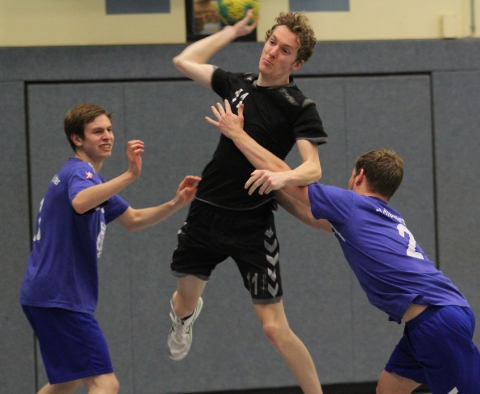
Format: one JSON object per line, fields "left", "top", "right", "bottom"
{"left": 217, "top": 0, "right": 259, "bottom": 26}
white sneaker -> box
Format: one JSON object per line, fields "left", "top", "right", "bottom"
{"left": 168, "top": 297, "right": 203, "bottom": 361}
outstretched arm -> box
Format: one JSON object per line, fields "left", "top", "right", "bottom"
{"left": 206, "top": 100, "right": 322, "bottom": 194}
{"left": 275, "top": 188, "right": 332, "bottom": 233}
{"left": 246, "top": 140, "right": 320, "bottom": 195}
{"left": 72, "top": 140, "right": 144, "bottom": 214}
{"left": 173, "top": 10, "right": 258, "bottom": 89}
{"left": 116, "top": 175, "right": 201, "bottom": 232}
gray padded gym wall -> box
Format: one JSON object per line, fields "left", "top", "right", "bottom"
{"left": 1, "top": 39, "right": 479, "bottom": 393}
{"left": 0, "top": 83, "right": 34, "bottom": 393}
{"left": 432, "top": 71, "right": 480, "bottom": 345}
{"left": 25, "top": 72, "right": 433, "bottom": 393}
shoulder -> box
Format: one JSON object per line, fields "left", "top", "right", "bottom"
{"left": 62, "top": 158, "right": 94, "bottom": 172}
{"left": 269, "top": 83, "right": 316, "bottom": 110}
{"left": 60, "top": 159, "right": 101, "bottom": 187}
{"left": 309, "top": 183, "right": 356, "bottom": 204}
{"left": 213, "top": 68, "right": 257, "bottom": 86}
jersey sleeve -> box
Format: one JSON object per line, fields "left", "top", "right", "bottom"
{"left": 67, "top": 162, "right": 102, "bottom": 202}
{"left": 104, "top": 194, "right": 129, "bottom": 224}
{"left": 67, "top": 163, "right": 129, "bottom": 221}
{"left": 293, "top": 100, "right": 327, "bottom": 145}
{"left": 308, "top": 183, "right": 353, "bottom": 224}
{"left": 211, "top": 67, "right": 230, "bottom": 98}
{"left": 211, "top": 68, "right": 251, "bottom": 100}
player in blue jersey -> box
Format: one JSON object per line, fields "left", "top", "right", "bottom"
{"left": 273, "top": 150, "right": 480, "bottom": 394}
{"left": 20, "top": 103, "right": 200, "bottom": 394}
{"left": 206, "top": 110, "right": 479, "bottom": 394}
{"left": 168, "top": 10, "right": 325, "bottom": 394}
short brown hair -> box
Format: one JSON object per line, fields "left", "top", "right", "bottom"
{"left": 355, "top": 149, "right": 404, "bottom": 201}
{"left": 64, "top": 103, "right": 112, "bottom": 151}
{"left": 265, "top": 12, "right": 317, "bottom": 63}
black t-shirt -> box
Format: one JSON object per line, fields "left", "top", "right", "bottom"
{"left": 196, "top": 68, "right": 327, "bottom": 210}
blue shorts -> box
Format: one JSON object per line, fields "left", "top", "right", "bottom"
{"left": 385, "top": 305, "right": 480, "bottom": 394}
{"left": 22, "top": 305, "right": 114, "bottom": 384}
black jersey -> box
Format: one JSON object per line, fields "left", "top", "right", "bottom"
{"left": 196, "top": 68, "right": 327, "bottom": 210}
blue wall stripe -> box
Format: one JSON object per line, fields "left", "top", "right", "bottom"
{"left": 106, "top": 0, "right": 170, "bottom": 15}
{"left": 289, "top": 0, "right": 349, "bottom": 12}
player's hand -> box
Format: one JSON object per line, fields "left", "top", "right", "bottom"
{"left": 205, "top": 99, "right": 245, "bottom": 139}
{"left": 232, "top": 8, "right": 258, "bottom": 37}
{"left": 126, "top": 140, "right": 144, "bottom": 179}
{"left": 245, "top": 169, "right": 288, "bottom": 195}
{"left": 174, "top": 175, "right": 201, "bottom": 206}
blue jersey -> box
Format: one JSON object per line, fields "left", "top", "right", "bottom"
{"left": 308, "top": 183, "right": 469, "bottom": 323}
{"left": 20, "top": 158, "right": 129, "bottom": 313}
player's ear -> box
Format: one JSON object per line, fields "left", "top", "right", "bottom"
{"left": 291, "top": 59, "right": 305, "bottom": 71}
{"left": 71, "top": 134, "right": 83, "bottom": 147}
{"left": 355, "top": 168, "right": 365, "bottom": 186}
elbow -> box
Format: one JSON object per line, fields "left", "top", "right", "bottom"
{"left": 308, "top": 167, "right": 321, "bottom": 184}
{"left": 172, "top": 56, "right": 185, "bottom": 74}
{"left": 123, "top": 218, "right": 143, "bottom": 232}
{"left": 124, "top": 217, "right": 144, "bottom": 233}
{"left": 71, "top": 199, "right": 89, "bottom": 215}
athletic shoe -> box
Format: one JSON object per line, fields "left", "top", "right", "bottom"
{"left": 167, "top": 297, "right": 203, "bottom": 361}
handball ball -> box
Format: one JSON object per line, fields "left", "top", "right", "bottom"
{"left": 217, "top": 0, "right": 259, "bottom": 26}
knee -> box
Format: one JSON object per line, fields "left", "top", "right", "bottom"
{"left": 84, "top": 373, "right": 119, "bottom": 394}
{"left": 375, "top": 382, "right": 383, "bottom": 394}
{"left": 110, "top": 376, "right": 120, "bottom": 394}
{"left": 261, "top": 320, "right": 290, "bottom": 348}
{"left": 105, "top": 374, "right": 120, "bottom": 394}
{"left": 376, "top": 372, "right": 387, "bottom": 394}
{"left": 100, "top": 374, "right": 120, "bottom": 394}
{"left": 376, "top": 370, "right": 417, "bottom": 394}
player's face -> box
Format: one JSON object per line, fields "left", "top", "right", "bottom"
{"left": 258, "top": 25, "right": 305, "bottom": 85}
{"left": 74, "top": 114, "right": 114, "bottom": 162}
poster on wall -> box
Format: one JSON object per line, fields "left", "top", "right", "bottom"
{"left": 185, "top": 0, "right": 256, "bottom": 42}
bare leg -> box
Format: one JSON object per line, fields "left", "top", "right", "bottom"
{"left": 376, "top": 370, "right": 421, "bottom": 394}
{"left": 254, "top": 301, "right": 323, "bottom": 394}
{"left": 172, "top": 275, "right": 207, "bottom": 318}
{"left": 83, "top": 373, "right": 119, "bottom": 394}
{"left": 37, "top": 380, "right": 83, "bottom": 394}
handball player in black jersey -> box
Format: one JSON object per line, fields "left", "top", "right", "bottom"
{"left": 168, "top": 10, "right": 327, "bottom": 394}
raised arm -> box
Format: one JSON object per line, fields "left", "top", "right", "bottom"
{"left": 72, "top": 140, "right": 144, "bottom": 214}
{"left": 173, "top": 11, "right": 258, "bottom": 89}
{"left": 116, "top": 175, "right": 201, "bottom": 232}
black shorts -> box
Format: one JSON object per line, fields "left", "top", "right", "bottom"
{"left": 171, "top": 199, "right": 282, "bottom": 304}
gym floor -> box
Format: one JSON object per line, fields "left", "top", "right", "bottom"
{"left": 190, "top": 382, "right": 431, "bottom": 394}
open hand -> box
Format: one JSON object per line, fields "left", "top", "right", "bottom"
{"left": 205, "top": 99, "right": 245, "bottom": 139}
